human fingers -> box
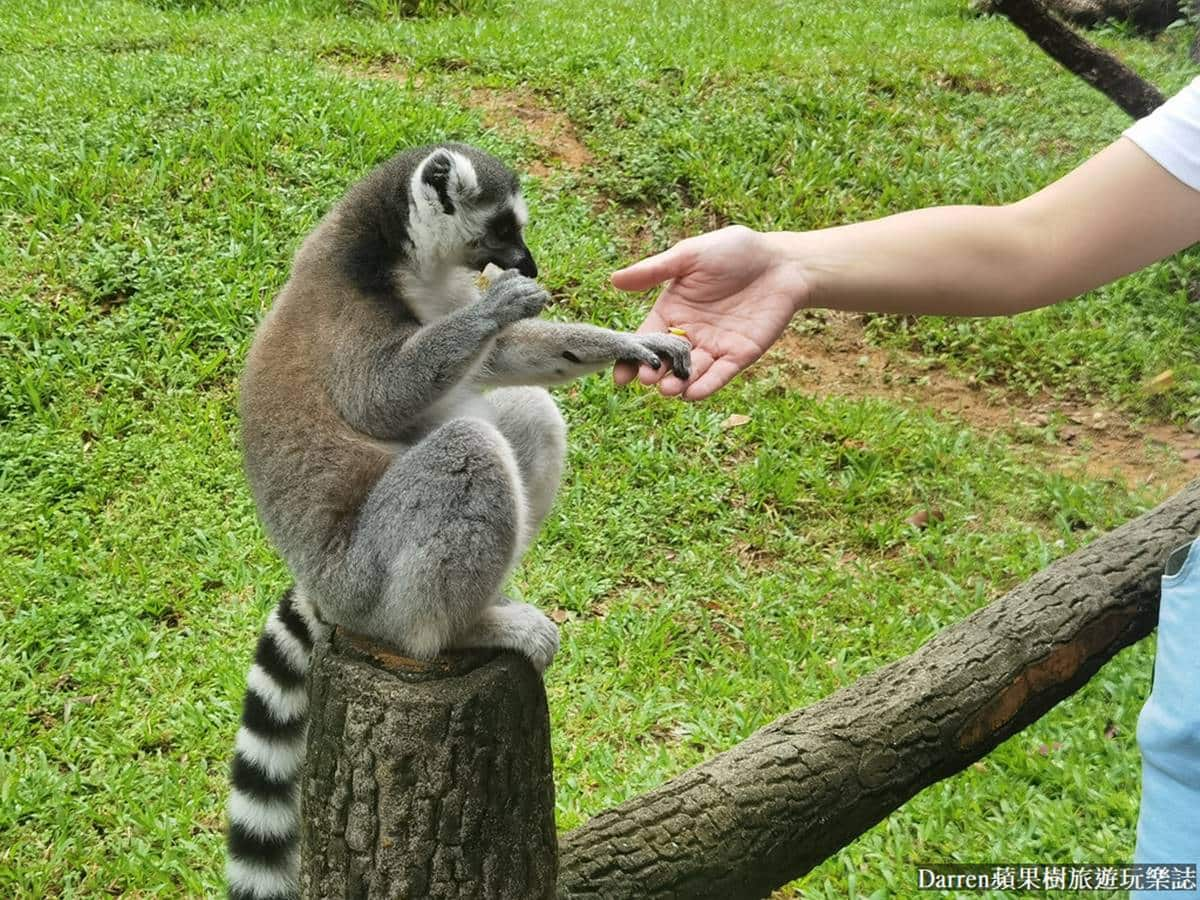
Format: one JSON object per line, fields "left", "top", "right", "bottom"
{"left": 657, "top": 347, "right": 715, "bottom": 396}
{"left": 610, "top": 241, "right": 693, "bottom": 292}
{"left": 613, "top": 360, "right": 639, "bottom": 386}
{"left": 657, "top": 373, "right": 688, "bottom": 396}
{"left": 638, "top": 361, "right": 669, "bottom": 386}
{"left": 681, "top": 356, "right": 744, "bottom": 401}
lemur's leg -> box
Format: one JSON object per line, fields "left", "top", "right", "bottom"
{"left": 477, "top": 320, "right": 691, "bottom": 387}
{"left": 488, "top": 386, "right": 566, "bottom": 551}
{"left": 320, "top": 416, "right": 557, "bottom": 670}
{"left": 450, "top": 601, "right": 558, "bottom": 671}
{"left": 342, "top": 417, "right": 522, "bottom": 655}
{"left": 434, "top": 388, "right": 563, "bottom": 666}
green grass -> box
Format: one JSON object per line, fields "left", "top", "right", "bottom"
{"left": 1, "top": 0, "right": 1196, "bottom": 895}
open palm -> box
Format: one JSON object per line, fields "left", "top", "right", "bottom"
{"left": 611, "top": 226, "right": 806, "bottom": 400}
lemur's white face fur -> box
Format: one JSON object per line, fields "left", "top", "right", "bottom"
{"left": 408, "top": 148, "right": 536, "bottom": 279}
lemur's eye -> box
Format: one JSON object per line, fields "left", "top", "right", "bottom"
{"left": 490, "top": 210, "right": 519, "bottom": 242}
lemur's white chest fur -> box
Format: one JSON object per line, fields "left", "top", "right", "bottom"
{"left": 396, "top": 264, "right": 481, "bottom": 324}
{"left": 391, "top": 263, "right": 495, "bottom": 441}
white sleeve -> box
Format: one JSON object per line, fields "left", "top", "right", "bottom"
{"left": 1123, "top": 76, "right": 1200, "bottom": 192}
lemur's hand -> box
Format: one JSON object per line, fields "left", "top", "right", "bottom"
{"left": 482, "top": 269, "right": 550, "bottom": 327}
{"left": 617, "top": 333, "right": 692, "bottom": 381}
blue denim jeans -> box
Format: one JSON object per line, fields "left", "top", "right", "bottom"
{"left": 1133, "top": 538, "right": 1200, "bottom": 898}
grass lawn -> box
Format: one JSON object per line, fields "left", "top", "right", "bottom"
{"left": 2, "top": 0, "right": 1198, "bottom": 895}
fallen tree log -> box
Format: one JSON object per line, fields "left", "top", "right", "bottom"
{"left": 300, "top": 633, "right": 557, "bottom": 899}
{"left": 989, "top": 0, "right": 1166, "bottom": 118}
{"left": 557, "top": 479, "right": 1200, "bottom": 899}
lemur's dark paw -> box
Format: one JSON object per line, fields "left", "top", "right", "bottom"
{"left": 629, "top": 333, "right": 692, "bottom": 380}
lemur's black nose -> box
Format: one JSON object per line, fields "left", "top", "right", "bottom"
{"left": 516, "top": 250, "right": 538, "bottom": 279}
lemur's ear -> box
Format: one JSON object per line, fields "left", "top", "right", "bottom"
{"left": 418, "top": 149, "right": 479, "bottom": 215}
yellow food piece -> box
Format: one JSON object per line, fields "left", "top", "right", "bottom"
{"left": 1144, "top": 369, "right": 1175, "bottom": 395}
{"left": 668, "top": 327, "right": 688, "bottom": 337}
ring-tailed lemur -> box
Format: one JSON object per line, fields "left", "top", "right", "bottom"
{"left": 227, "top": 142, "right": 690, "bottom": 900}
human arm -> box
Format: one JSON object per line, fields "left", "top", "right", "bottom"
{"left": 612, "top": 137, "right": 1200, "bottom": 401}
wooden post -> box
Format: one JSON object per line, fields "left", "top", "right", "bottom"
{"left": 300, "top": 630, "right": 557, "bottom": 899}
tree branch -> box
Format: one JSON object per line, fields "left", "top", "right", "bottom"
{"left": 558, "top": 480, "right": 1200, "bottom": 899}
{"left": 990, "top": 0, "right": 1166, "bottom": 118}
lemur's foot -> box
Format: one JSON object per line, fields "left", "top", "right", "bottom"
{"left": 509, "top": 603, "right": 560, "bottom": 673}
{"left": 457, "top": 601, "right": 560, "bottom": 673}
{"left": 620, "top": 333, "right": 692, "bottom": 380}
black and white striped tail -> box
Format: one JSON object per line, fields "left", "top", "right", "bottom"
{"left": 227, "top": 588, "right": 326, "bottom": 900}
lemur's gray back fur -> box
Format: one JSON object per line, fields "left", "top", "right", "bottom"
{"left": 227, "top": 143, "right": 689, "bottom": 900}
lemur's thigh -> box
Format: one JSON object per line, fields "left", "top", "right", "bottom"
{"left": 488, "top": 386, "right": 566, "bottom": 533}
{"left": 341, "top": 417, "right": 525, "bottom": 658}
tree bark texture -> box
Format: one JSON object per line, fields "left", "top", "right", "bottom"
{"left": 1046, "top": 0, "right": 1178, "bottom": 33}
{"left": 990, "top": 0, "right": 1166, "bottom": 118}
{"left": 300, "top": 631, "right": 557, "bottom": 899}
{"left": 558, "top": 479, "right": 1200, "bottom": 900}
{"left": 977, "top": 0, "right": 1182, "bottom": 34}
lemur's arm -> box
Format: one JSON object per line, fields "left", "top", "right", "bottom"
{"left": 332, "top": 273, "right": 550, "bottom": 435}
{"left": 476, "top": 320, "right": 691, "bottom": 388}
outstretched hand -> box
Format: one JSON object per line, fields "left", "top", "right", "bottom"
{"left": 610, "top": 226, "right": 807, "bottom": 401}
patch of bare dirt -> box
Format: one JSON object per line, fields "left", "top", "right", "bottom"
{"left": 770, "top": 311, "right": 1199, "bottom": 493}
{"left": 321, "top": 47, "right": 475, "bottom": 81}
{"left": 466, "top": 86, "right": 593, "bottom": 177}
{"left": 934, "top": 71, "right": 1009, "bottom": 96}
{"left": 732, "top": 538, "right": 780, "bottom": 573}
{"left": 326, "top": 55, "right": 593, "bottom": 178}
{"left": 1036, "top": 136, "right": 1080, "bottom": 158}
{"left": 323, "top": 54, "right": 428, "bottom": 90}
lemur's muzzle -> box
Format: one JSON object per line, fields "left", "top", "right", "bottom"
{"left": 515, "top": 250, "right": 538, "bottom": 279}
{"left": 492, "top": 240, "right": 538, "bottom": 279}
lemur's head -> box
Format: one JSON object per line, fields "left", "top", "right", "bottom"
{"left": 407, "top": 143, "right": 536, "bottom": 278}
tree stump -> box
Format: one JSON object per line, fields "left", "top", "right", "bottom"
{"left": 300, "top": 629, "right": 557, "bottom": 899}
